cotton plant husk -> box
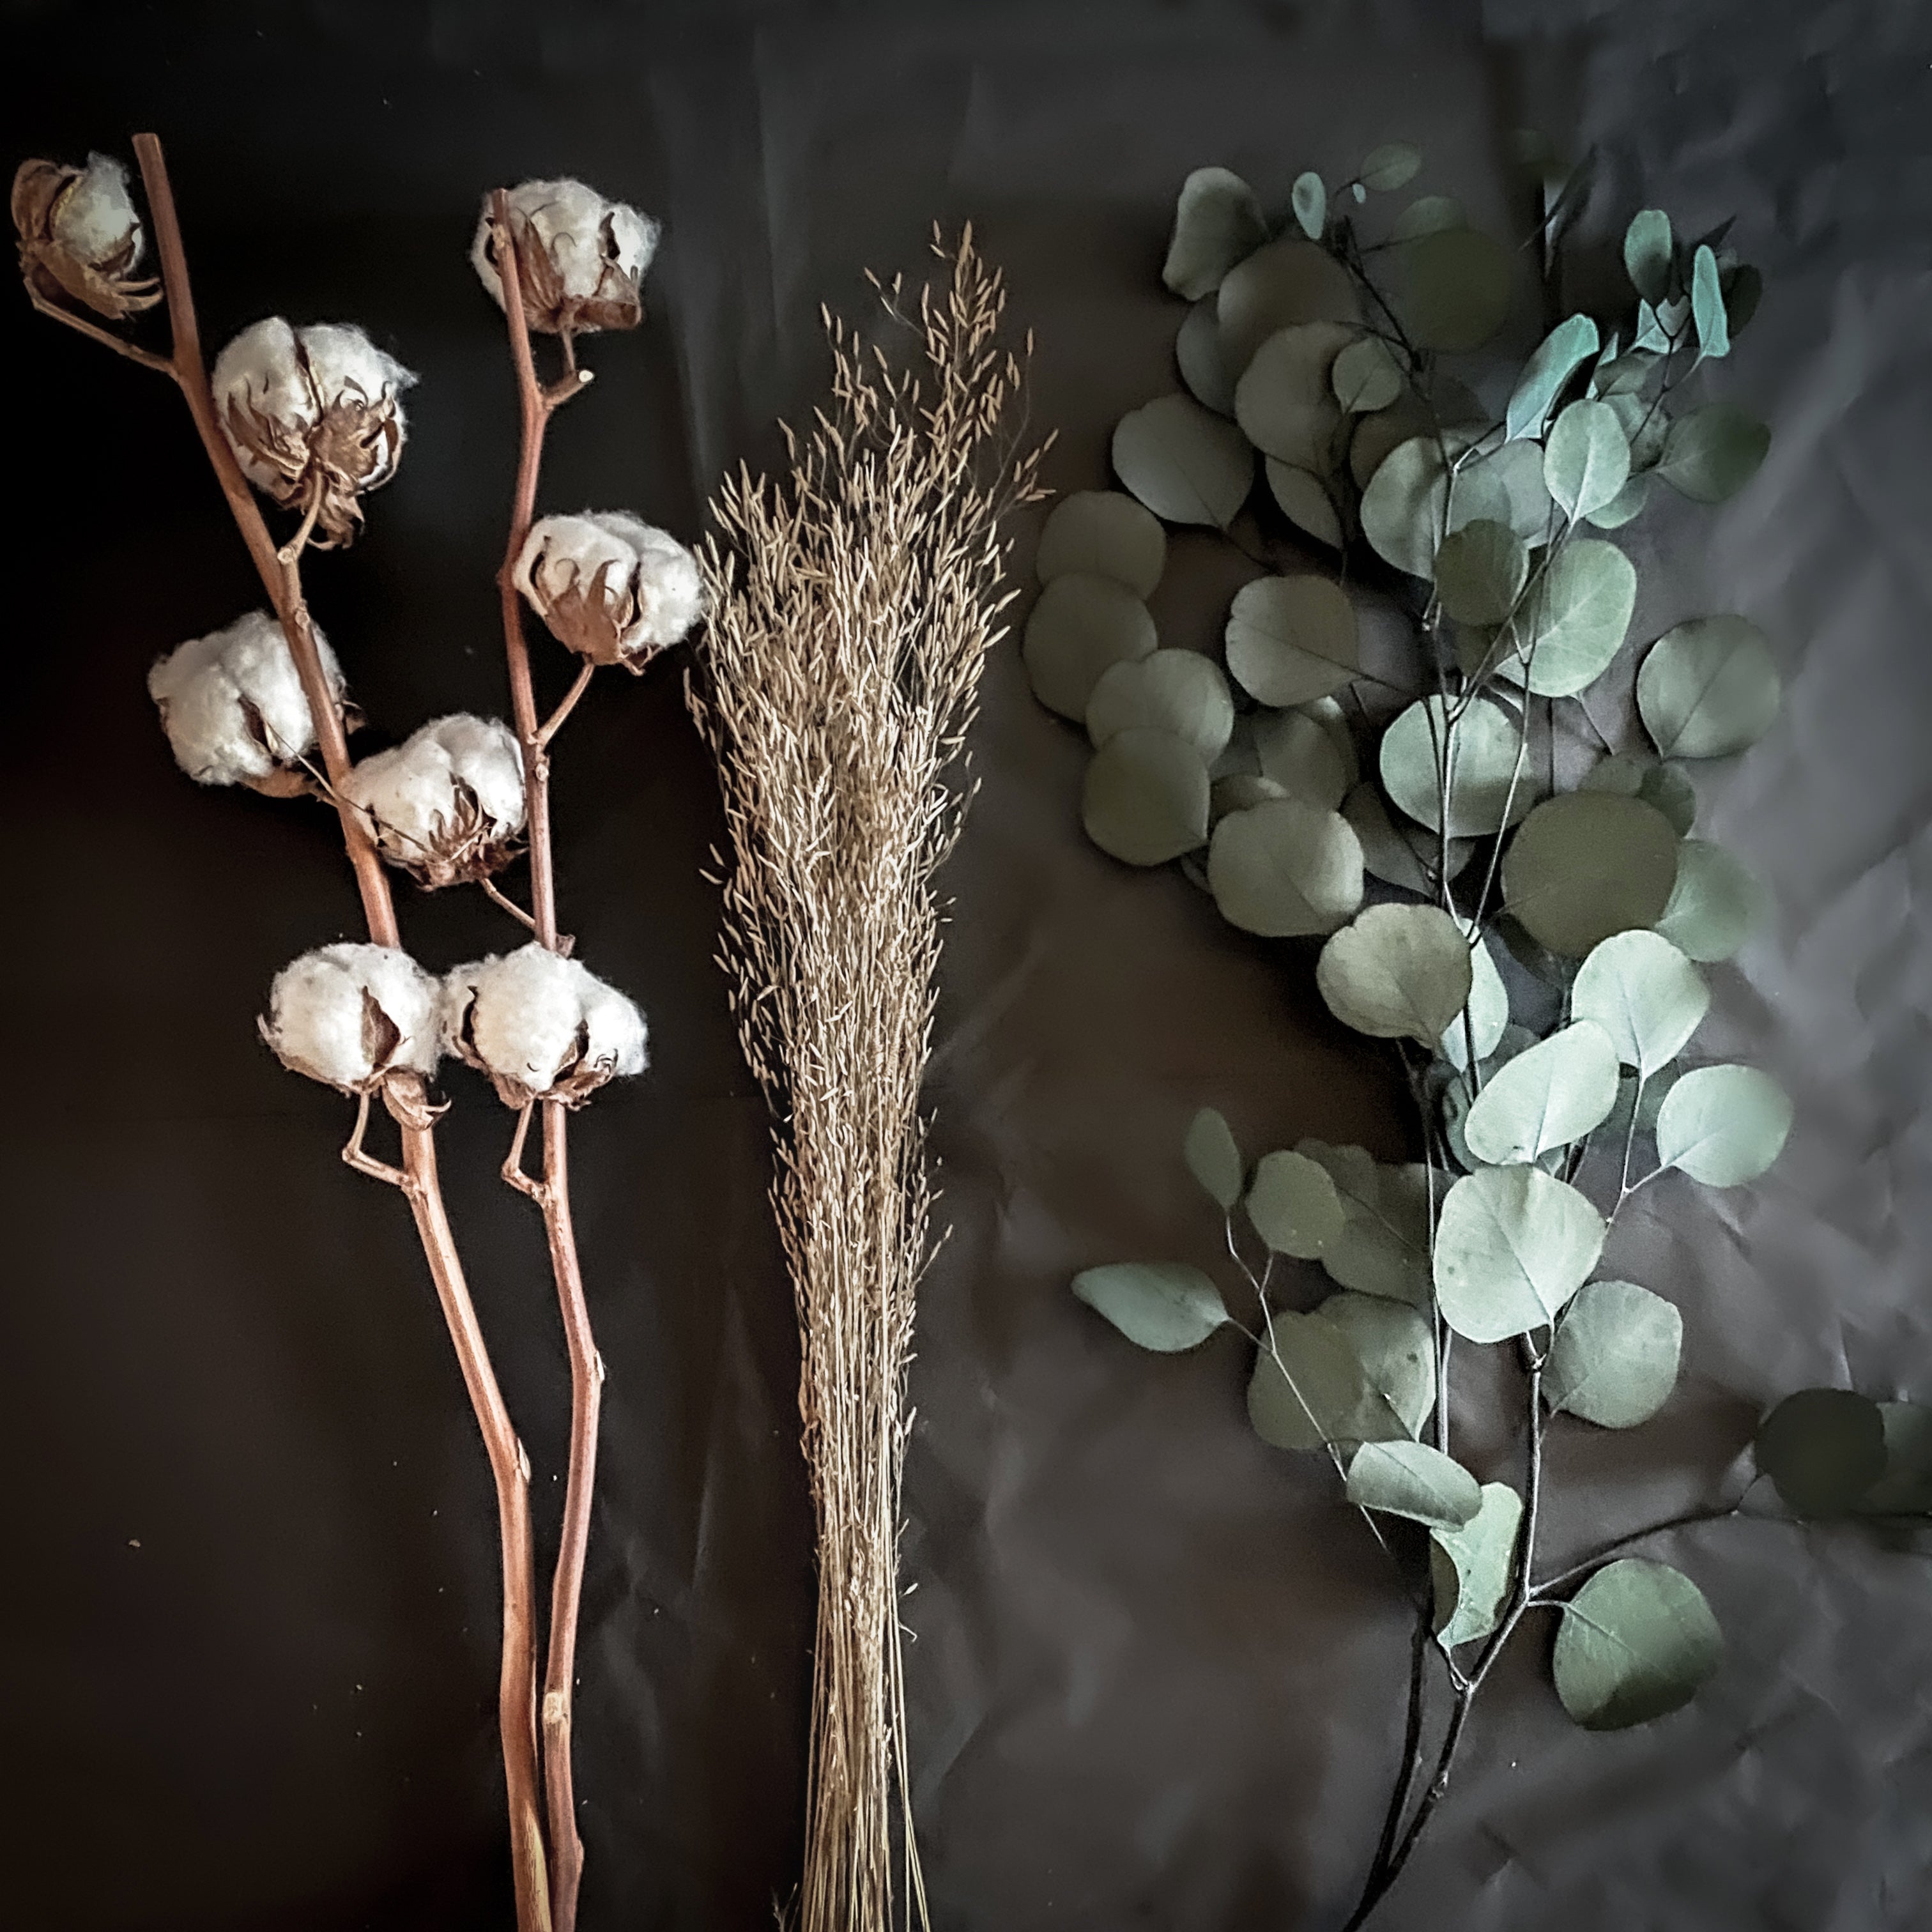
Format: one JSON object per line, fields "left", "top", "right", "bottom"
{"left": 687, "top": 228, "right": 1047, "bottom": 1931}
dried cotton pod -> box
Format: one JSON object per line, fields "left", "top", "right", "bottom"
{"left": 341, "top": 714, "right": 528, "bottom": 888}
{"left": 211, "top": 318, "right": 414, "bottom": 548}
{"left": 12, "top": 153, "right": 160, "bottom": 319}
{"left": 514, "top": 512, "right": 703, "bottom": 671}
{"left": 261, "top": 943, "right": 443, "bottom": 1096}
{"left": 471, "top": 178, "right": 660, "bottom": 344}
{"left": 148, "top": 610, "right": 346, "bottom": 793}
{"left": 442, "top": 943, "right": 647, "bottom": 1108}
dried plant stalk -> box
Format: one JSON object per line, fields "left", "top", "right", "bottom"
{"left": 688, "top": 229, "right": 1047, "bottom": 1931}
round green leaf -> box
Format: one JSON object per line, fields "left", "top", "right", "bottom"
{"left": 1637, "top": 615, "right": 1781, "bottom": 760}
{"left": 1320, "top": 1291, "right": 1436, "bottom": 1441}
{"left": 1554, "top": 1559, "right": 1722, "bottom": 1730}
{"left": 1248, "top": 1311, "right": 1406, "bottom": 1450}
{"left": 1082, "top": 728, "right": 1210, "bottom": 866}
{"left": 1255, "top": 710, "right": 1348, "bottom": 811}
{"left": 1655, "top": 402, "right": 1769, "bottom": 503}
{"left": 1434, "top": 1165, "right": 1606, "bottom": 1343}
{"left": 1623, "top": 209, "right": 1673, "bottom": 305}
{"left": 1036, "top": 490, "right": 1167, "bottom": 597}
{"left": 1291, "top": 169, "right": 1326, "bottom": 241}
{"left": 1544, "top": 399, "right": 1632, "bottom": 521}
{"left": 1208, "top": 796, "right": 1363, "bottom": 937}
{"left": 1654, "top": 839, "right": 1767, "bottom": 963}
{"left": 1073, "top": 1260, "right": 1227, "bottom": 1352}
{"left": 1176, "top": 298, "right": 1237, "bottom": 415}
{"left": 1584, "top": 471, "right": 1652, "bottom": 530}
{"left": 1112, "top": 394, "right": 1255, "bottom": 529}
{"left": 1310, "top": 1148, "right": 1433, "bottom": 1308}
{"left": 1390, "top": 194, "right": 1463, "bottom": 242}
{"left": 1573, "top": 930, "right": 1709, "bottom": 1078}
{"left": 1463, "top": 1020, "right": 1621, "bottom": 1165}
{"left": 1022, "top": 571, "right": 1158, "bottom": 721}
{"left": 1439, "top": 919, "right": 1508, "bottom": 1071}
{"left": 1381, "top": 694, "right": 1535, "bottom": 838}
{"left": 1360, "top": 433, "right": 1450, "bottom": 576}
{"left": 1435, "top": 518, "right": 1529, "bottom": 626}
{"left": 1086, "top": 649, "right": 1234, "bottom": 760}
{"left": 1546, "top": 1280, "right": 1683, "bottom": 1428}
{"left": 1653, "top": 1063, "right": 1791, "bottom": 1186}
{"left": 1224, "top": 574, "right": 1359, "bottom": 705}
{"left": 1580, "top": 753, "right": 1697, "bottom": 836}
{"left": 1502, "top": 792, "right": 1680, "bottom": 957}
{"left": 1332, "top": 335, "right": 1403, "bottom": 413}
{"left": 1461, "top": 438, "right": 1553, "bottom": 540}
{"left": 1264, "top": 459, "right": 1343, "bottom": 548}
{"left": 1690, "top": 242, "right": 1729, "bottom": 360}
{"left": 1506, "top": 312, "right": 1600, "bottom": 441}
{"left": 1216, "top": 238, "right": 1361, "bottom": 378}
{"left": 1343, "top": 782, "right": 1474, "bottom": 895}
{"left": 1162, "top": 166, "right": 1269, "bottom": 300}
{"left": 1432, "top": 1482, "right": 1522, "bottom": 1650}
{"left": 1346, "top": 1439, "right": 1481, "bottom": 1529}
{"left": 1296, "top": 695, "right": 1360, "bottom": 790}
{"left": 1360, "top": 141, "right": 1422, "bottom": 191}
{"left": 1400, "top": 227, "right": 1513, "bottom": 353}
{"left": 1315, "top": 902, "right": 1474, "bottom": 1046}
{"left": 1755, "top": 1389, "right": 1887, "bottom": 1519}
{"left": 1234, "top": 321, "right": 1355, "bottom": 470}
{"left": 1506, "top": 539, "right": 1637, "bottom": 698}
{"left": 1246, "top": 1148, "right": 1345, "bottom": 1258}
{"left": 1183, "top": 1106, "right": 1243, "bottom": 1211}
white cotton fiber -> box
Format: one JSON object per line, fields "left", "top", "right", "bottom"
{"left": 261, "top": 942, "right": 442, "bottom": 1092}
{"left": 148, "top": 610, "right": 345, "bottom": 787}
{"left": 471, "top": 178, "right": 659, "bottom": 310}
{"left": 54, "top": 153, "right": 144, "bottom": 270}
{"left": 443, "top": 942, "right": 647, "bottom": 1106}
{"left": 341, "top": 714, "right": 526, "bottom": 885}
{"left": 514, "top": 510, "right": 704, "bottom": 668}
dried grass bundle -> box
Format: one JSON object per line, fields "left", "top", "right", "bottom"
{"left": 688, "top": 229, "right": 1047, "bottom": 1931}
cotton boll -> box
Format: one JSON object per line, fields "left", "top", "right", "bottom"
{"left": 148, "top": 610, "right": 346, "bottom": 791}
{"left": 471, "top": 178, "right": 660, "bottom": 340}
{"left": 12, "top": 153, "right": 159, "bottom": 318}
{"left": 514, "top": 511, "right": 703, "bottom": 671}
{"left": 443, "top": 942, "right": 647, "bottom": 1108}
{"left": 341, "top": 714, "right": 527, "bottom": 888}
{"left": 261, "top": 942, "right": 442, "bottom": 1094}
{"left": 212, "top": 318, "right": 415, "bottom": 547}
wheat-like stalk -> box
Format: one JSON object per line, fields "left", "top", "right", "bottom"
{"left": 687, "top": 227, "right": 1047, "bottom": 1932}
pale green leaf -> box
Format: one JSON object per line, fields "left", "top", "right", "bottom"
{"left": 1176, "top": 298, "right": 1237, "bottom": 416}
{"left": 1086, "top": 649, "right": 1234, "bottom": 761}
{"left": 1112, "top": 394, "right": 1255, "bottom": 528}
{"left": 1082, "top": 728, "right": 1211, "bottom": 866}
{"left": 1183, "top": 1106, "right": 1243, "bottom": 1211}
{"left": 1360, "top": 433, "right": 1452, "bottom": 577}
{"left": 1506, "top": 313, "right": 1599, "bottom": 441}
{"left": 1321, "top": 1291, "right": 1436, "bottom": 1440}
{"left": 1432, "top": 1483, "right": 1522, "bottom": 1649}
{"left": 1502, "top": 792, "right": 1680, "bottom": 957}
{"left": 1580, "top": 753, "right": 1697, "bottom": 836}
{"left": 1309, "top": 1147, "right": 1433, "bottom": 1308}
{"left": 1208, "top": 796, "right": 1364, "bottom": 937}
{"left": 1247, "top": 1148, "right": 1346, "bottom": 1257}
{"left": 1654, "top": 839, "right": 1767, "bottom": 962}
{"left": 1216, "top": 238, "right": 1361, "bottom": 378}
{"left": 1291, "top": 170, "right": 1326, "bottom": 241}
{"left": 1315, "top": 902, "right": 1474, "bottom": 1046}
{"left": 1264, "top": 459, "right": 1343, "bottom": 548}
{"left": 1073, "top": 1260, "right": 1227, "bottom": 1351}
{"left": 1460, "top": 438, "right": 1554, "bottom": 540}
{"left": 1637, "top": 615, "right": 1781, "bottom": 760}
{"left": 1573, "top": 930, "right": 1709, "bottom": 1077}
{"left": 1655, "top": 402, "right": 1769, "bottom": 503}
{"left": 1234, "top": 321, "right": 1355, "bottom": 470}
{"left": 1544, "top": 399, "right": 1632, "bottom": 521}
{"left": 1503, "top": 539, "right": 1637, "bottom": 698}
{"left": 1434, "top": 518, "right": 1529, "bottom": 626}
{"left": 1163, "top": 166, "right": 1269, "bottom": 300}
{"left": 1036, "top": 489, "right": 1168, "bottom": 597}
{"left": 1434, "top": 1165, "right": 1606, "bottom": 1342}
{"left": 1381, "top": 694, "right": 1537, "bottom": 838}
{"left": 1022, "top": 571, "right": 1158, "bottom": 721}
{"left": 1342, "top": 782, "right": 1474, "bottom": 895}
{"left": 1347, "top": 1439, "right": 1481, "bottom": 1528}
{"left": 1554, "top": 1559, "right": 1721, "bottom": 1729}
{"left": 1331, "top": 335, "right": 1403, "bottom": 414}
{"left": 1390, "top": 194, "right": 1463, "bottom": 242}
{"left": 1463, "top": 1020, "right": 1621, "bottom": 1165}
{"left": 1439, "top": 918, "right": 1508, "bottom": 1071}
{"left": 1255, "top": 710, "right": 1349, "bottom": 811}
{"left": 1224, "top": 574, "right": 1360, "bottom": 705}
{"left": 1653, "top": 1064, "right": 1792, "bottom": 1186}
{"left": 1583, "top": 471, "right": 1651, "bottom": 530}
{"left": 1248, "top": 1311, "right": 1408, "bottom": 1450}
{"left": 1690, "top": 243, "right": 1729, "bottom": 360}
{"left": 1360, "top": 142, "right": 1423, "bottom": 192}
{"left": 1623, "top": 209, "right": 1673, "bottom": 305}
{"left": 1546, "top": 1280, "right": 1683, "bottom": 1428}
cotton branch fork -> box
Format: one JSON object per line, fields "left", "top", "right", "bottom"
{"left": 125, "top": 134, "right": 552, "bottom": 1932}
{"left": 487, "top": 191, "right": 603, "bottom": 1932}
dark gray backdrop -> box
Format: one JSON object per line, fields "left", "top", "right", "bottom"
{"left": 4, "top": 1, "right": 1930, "bottom": 1927}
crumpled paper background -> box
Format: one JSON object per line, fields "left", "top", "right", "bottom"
{"left": 3, "top": 1, "right": 1929, "bottom": 1926}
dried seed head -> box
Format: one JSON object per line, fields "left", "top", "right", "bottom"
{"left": 13, "top": 153, "right": 160, "bottom": 319}
{"left": 341, "top": 714, "right": 528, "bottom": 889}
{"left": 148, "top": 610, "right": 346, "bottom": 793}
{"left": 260, "top": 943, "right": 443, "bottom": 1095}
{"left": 472, "top": 178, "right": 659, "bottom": 344}
{"left": 211, "top": 318, "right": 415, "bottom": 548}
{"left": 514, "top": 511, "right": 703, "bottom": 671}
{"left": 441, "top": 942, "right": 647, "bottom": 1109}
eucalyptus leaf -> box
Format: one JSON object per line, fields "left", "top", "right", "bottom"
{"left": 1087, "top": 649, "right": 1235, "bottom": 761}
{"left": 1434, "top": 1164, "right": 1607, "bottom": 1343}
{"left": 1400, "top": 227, "right": 1513, "bottom": 353}
{"left": 1248, "top": 1312, "right": 1407, "bottom": 1450}
{"left": 1573, "top": 930, "right": 1709, "bottom": 1077}
{"left": 1506, "top": 313, "right": 1600, "bottom": 441}
{"left": 1462, "top": 439, "right": 1554, "bottom": 540}
{"left": 1360, "top": 142, "right": 1423, "bottom": 192}
{"left": 1637, "top": 615, "right": 1781, "bottom": 759}
{"left": 1505, "top": 538, "right": 1637, "bottom": 698}
{"left": 1754, "top": 1388, "right": 1888, "bottom": 1519}
{"left": 1264, "top": 459, "right": 1344, "bottom": 549}
{"left": 1321, "top": 1291, "right": 1436, "bottom": 1440}
{"left": 1217, "top": 238, "right": 1361, "bottom": 378}
{"left": 1435, "top": 518, "right": 1529, "bottom": 627}
{"left": 1255, "top": 710, "right": 1348, "bottom": 811}
{"left": 1291, "top": 170, "right": 1326, "bottom": 241}
{"left": 1544, "top": 399, "right": 1632, "bottom": 521}
{"left": 1655, "top": 839, "right": 1767, "bottom": 962}
{"left": 1432, "top": 1482, "right": 1522, "bottom": 1649}
{"left": 1331, "top": 335, "right": 1403, "bottom": 414}
{"left": 1439, "top": 918, "right": 1508, "bottom": 1071}
{"left": 1073, "top": 1260, "right": 1227, "bottom": 1352}
{"left": 1247, "top": 1148, "right": 1346, "bottom": 1258}
{"left": 1082, "top": 727, "right": 1211, "bottom": 866}
{"left": 1553, "top": 1559, "right": 1722, "bottom": 1730}
{"left": 1623, "top": 208, "right": 1674, "bottom": 305}
{"left": 1343, "top": 782, "right": 1475, "bottom": 895}
{"left": 1545, "top": 1280, "right": 1683, "bottom": 1428}
{"left": 1583, "top": 472, "right": 1651, "bottom": 529}
{"left": 1316, "top": 903, "right": 1474, "bottom": 1046}
{"left": 1212, "top": 774, "right": 1289, "bottom": 820}
{"left": 1690, "top": 243, "right": 1729, "bottom": 360}
{"left": 1347, "top": 1439, "right": 1481, "bottom": 1528}
{"left": 1581, "top": 754, "right": 1698, "bottom": 836}
{"left": 1502, "top": 792, "right": 1680, "bottom": 957}
{"left": 1390, "top": 194, "right": 1464, "bottom": 242}
{"left": 1112, "top": 394, "right": 1255, "bottom": 529}
{"left": 1360, "top": 434, "right": 1453, "bottom": 578}
{"left": 1463, "top": 1020, "right": 1621, "bottom": 1165}
{"left": 1177, "top": 298, "right": 1238, "bottom": 416}
{"left": 1208, "top": 797, "right": 1365, "bottom": 937}
{"left": 1298, "top": 695, "right": 1360, "bottom": 790}
{"left": 1381, "top": 694, "right": 1537, "bottom": 838}
{"left": 1234, "top": 321, "right": 1356, "bottom": 470}
{"left": 1311, "top": 1149, "right": 1433, "bottom": 1308}
{"left": 1225, "top": 574, "right": 1360, "bottom": 705}
{"left": 1163, "top": 166, "right": 1269, "bottom": 300}
{"left": 1023, "top": 571, "right": 1158, "bottom": 721}
{"left": 1653, "top": 1063, "right": 1792, "bottom": 1186}
{"left": 1655, "top": 402, "right": 1769, "bottom": 503}
{"left": 1036, "top": 490, "right": 1169, "bottom": 598}
{"left": 1183, "top": 1106, "right": 1244, "bottom": 1211}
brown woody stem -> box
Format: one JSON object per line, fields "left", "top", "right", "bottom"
{"left": 490, "top": 190, "right": 604, "bottom": 1932}
{"left": 129, "top": 134, "right": 552, "bottom": 1932}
